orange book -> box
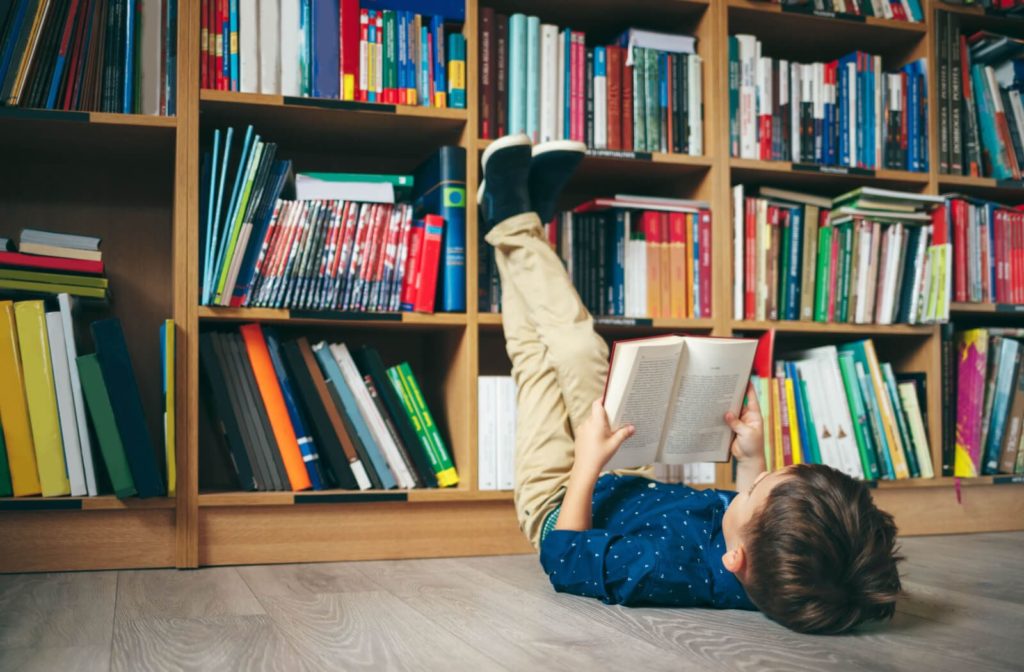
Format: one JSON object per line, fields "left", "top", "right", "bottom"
{"left": 770, "top": 376, "right": 784, "bottom": 470}
{"left": 239, "top": 324, "right": 312, "bottom": 491}
{"left": 659, "top": 213, "right": 671, "bottom": 318}
{"left": 642, "top": 211, "right": 661, "bottom": 318}
{"left": 668, "top": 212, "right": 688, "bottom": 318}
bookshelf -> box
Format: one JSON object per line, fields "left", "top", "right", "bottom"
{"left": 2, "top": 0, "right": 1023, "bottom": 574}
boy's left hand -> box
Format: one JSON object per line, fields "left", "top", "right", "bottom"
{"left": 725, "top": 382, "right": 764, "bottom": 463}
{"left": 572, "top": 400, "right": 635, "bottom": 477}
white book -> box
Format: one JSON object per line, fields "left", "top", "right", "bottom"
{"left": 855, "top": 223, "right": 873, "bottom": 323}
{"left": 794, "top": 358, "right": 839, "bottom": 471}
{"left": 898, "top": 382, "right": 934, "bottom": 478}
{"left": 259, "top": 0, "right": 281, "bottom": 94}
{"left": 139, "top": 0, "right": 163, "bottom": 115}
{"left": 603, "top": 335, "right": 757, "bottom": 470}
{"left": 620, "top": 29, "right": 696, "bottom": 60}
{"left": 540, "top": 24, "right": 559, "bottom": 143}
{"left": 58, "top": 295, "right": 98, "bottom": 496}
{"left": 477, "top": 377, "right": 497, "bottom": 490}
{"left": 594, "top": 48, "right": 607, "bottom": 149}
{"left": 557, "top": 29, "right": 567, "bottom": 140}
{"left": 634, "top": 236, "right": 648, "bottom": 317}
{"left": 790, "top": 62, "right": 801, "bottom": 162}
{"left": 688, "top": 54, "right": 702, "bottom": 156}
{"left": 45, "top": 312, "right": 87, "bottom": 496}
{"left": 239, "top": 0, "right": 259, "bottom": 92}
{"left": 294, "top": 175, "right": 395, "bottom": 203}
{"left": 279, "top": 0, "right": 302, "bottom": 96}
{"left": 329, "top": 343, "right": 416, "bottom": 489}
{"left": 732, "top": 184, "right": 744, "bottom": 320}
{"left": 19, "top": 229, "right": 100, "bottom": 251}
{"left": 736, "top": 34, "right": 758, "bottom": 159}
{"left": 498, "top": 377, "right": 516, "bottom": 490}
{"left": 907, "top": 225, "right": 930, "bottom": 324}
{"left": 847, "top": 60, "right": 857, "bottom": 167}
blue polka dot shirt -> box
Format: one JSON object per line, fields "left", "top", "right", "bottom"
{"left": 539, "top": 474, "right": 757, "bottom": 610}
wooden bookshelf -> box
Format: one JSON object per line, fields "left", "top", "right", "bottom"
{"left": 2, "top": 0, "right": 1023, "bottom": 574}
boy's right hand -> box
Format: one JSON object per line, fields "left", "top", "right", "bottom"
{"left": 572, "top": 400, "right": 635, "bottom": 477}
{"left": 725, "top": 382, "right": 765, "bottom": 464}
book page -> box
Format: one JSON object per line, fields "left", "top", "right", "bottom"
{"left": 660, "top": 338, "right": 757, "bottom": 464}
{"left": 604, "top": 338, "right": 683, "bottom": 470}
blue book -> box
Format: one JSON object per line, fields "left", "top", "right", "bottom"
{"left": 784, "top": 206, "right": 803, "bottom": 321}
{"left": 838, "top": 54, "right": 852, "bottom": 167}
{"left": 971, "top": 64, "right": 1012, "bottom": 179}
{"left": 419, "top": 25, "right": 430, "bottom": 105}
{"left": 433, "top": 16, "right": 446, "bottom": 105}
{"left": 613, "top": 210, "right": 626, "bottom": 316}
{"left": 313, "top": 343, "right": 397, "bottom": 489}
{"left": 984, "top": 338, "right": 1021, "bottom": 474}
{"left": 212, "top": 127, "right": 257, "bottom": 300}
{"left": 563, "top": 30, "right": 572, "bottom": 139}
{"left": 222, "top": 3, "right": 230, "bottom": 82}
{"left": 916, "top": 60, "right": 928, "bottom": 171}
{"left": 658, "top": 52, "right": 668, "bottom": 152}
{"left": 299, "top": 0, "right": 312, "bottom": 95}
{"left": 785, "top": 362, "right": 811, "bottom": 463}
{"left": 508, "top": 14, "right": 526, "bottom": 133}
{"left": 906, "top": 0, "right": 923, "bottom": 21}
{"left": 413, "top": 146, "right": 466, "bottom": 312}
{"left": 855, "top": 359, "right": 894, "bottom": 480}
{"left": 397, "top": 11, "right": 407, "bottom": 98}
{"left": 359, "top": 0, "right": 463, "bottom": 21}
{"left": 0, "top": 0, "right": 32, "bottom": 92}
{"left": 202, "top": 130, "right": 221, "bottom": 303}
{"left": 691, "top": 213, "right": 700, "bottom": 317}
{"left": 166, "top": 0, "right": 177, "bottom": 114}
{"left": 123, "top": 0, "right": 137, "bottom": 111}
{"left": 448, "top": 32, "right": 465, "bottom": 109}
{"left": 266, "top": 332, "right": 325, "bottom": 490}
{"left": 908, "top": 62, "right": 920, "bottom": 172}
{"left": 205, "top": 127, "right": 235, "bottom": 304}
{"left": 881, "top": 363, "right": 920, "bottom": 478}
{"left": 231, "top": 160, "right": 293, "bottom": 306}
{"left": 525, "top": 16, "right": 539, "bottom": 139}
{"left": 228, "top": 0, "right": 239, "bottom": 90}
{"left": 311, "top": 0, "right": 340, "bottom": 99}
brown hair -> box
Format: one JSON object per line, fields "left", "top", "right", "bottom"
{"left": 742, "top": 463, "right": 903, "bottom": 635}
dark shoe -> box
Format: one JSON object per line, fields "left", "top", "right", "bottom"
{"left": 528, "top": 140, "right": 587, "bottom": 224}
{"left": 478, "top": 134, "right": 533, "bottom": 231}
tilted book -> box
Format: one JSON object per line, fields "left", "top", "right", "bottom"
{"left": 603, "top": 335, "right": 757, "bottom": 470}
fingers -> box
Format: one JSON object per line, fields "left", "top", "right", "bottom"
{"left": 592, "top": 399, "right": 611, "bottom": 430}
{"left": 724, "top": 411, "right": 748, "bottom": 435}
{"left": 608, "top": 424, "right": 635, "bottom": 450}
{"left": 744, "top": 382, "right": 762, "bottom": 414}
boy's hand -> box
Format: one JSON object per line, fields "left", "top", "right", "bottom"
{"left": 572, "top": 400, "right": 635, "bottom": 477}
{"left": 725, "top": 382, "right": 765, "bottom": 463}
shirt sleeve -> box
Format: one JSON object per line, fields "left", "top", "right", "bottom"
{"left": 540, "top": 528, "right": 701, "bottom": 606}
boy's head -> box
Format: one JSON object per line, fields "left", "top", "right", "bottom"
{"left": 720, "top": 464, "right": 903, "bottom": 635}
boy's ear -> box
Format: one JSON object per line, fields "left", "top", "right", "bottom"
{"left": 722, "top": 546, "right": 747, "bottom": 578}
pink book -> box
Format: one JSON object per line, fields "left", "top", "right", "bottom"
{"left": 956, "top": 329, "right": 989, "bottom": 477}
{"left": 775, "top": 368, "right": 793, "bottom": 466}
{"left": 826, "top": 227, "right": 841, "bottom": 322}
{"left": 699, "top": 209, "right": 712, "bottom": 319}
{"left": 573, "top": 32, "right": 585, "bottom": 142}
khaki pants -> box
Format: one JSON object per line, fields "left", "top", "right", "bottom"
{"left": 486, "top": 212, "right": 648, "bottom": 550}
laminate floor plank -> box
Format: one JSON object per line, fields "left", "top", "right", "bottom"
{"left": 0, "top": 644, "right": 112, "bottom": 672}
{"left": 0, "top": 571, "right": 116, "bottom": 650}
{"left": 116, "top": 567, "right": 265, "bottom": 619}
{"left": 236, "top": 560, "right": 386, "bottom": 598}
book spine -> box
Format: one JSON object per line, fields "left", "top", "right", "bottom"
{"left": 392, "top": 362, "right": 459, "bottom": 487}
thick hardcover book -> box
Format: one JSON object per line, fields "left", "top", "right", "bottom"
{"left": 212, "top": 332, "right": 271, "bottom": 490}
{"left": 310, "top": 0, "right": 339, "bottom": 98}
{"left": 77, "top": 354, "right": 137, "bottom": 497}
{"left": 226, "top": 331, "right": 287, "bottom": 489}
{"left": 955, "top": 328, "right": 988, "bottom": 477}
{"left": 602, "top": 335, "right": 757, "bottom": 469}
{"left": 495, "top": 13, "right": 507, "bottom": 136}
{"left": 413, "top": 146, "right": 465, "bottom": 312}
{"left": 15, "top": 300, "right": 70, "bottom": 497}
{"left": 91, "top": 318, "right": 164, "bottom": 497}
{"left": 199, "top": 332, "right": 258, "bottom": 490}
{"left": 0, "top": 250, "right": 103, "bottom": 274}
{"left": 265, "top": 331, "right": 325, "bottom": 489}
{"left": 390, "top": 362, "right": 458, "bottom": 486}
{"left": 478, "top": 6, "right": 494, "bottom": 138}
{"left": 0, "top": 300, "right": 41, "bottom": 495}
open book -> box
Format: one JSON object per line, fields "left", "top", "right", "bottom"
{"left": 603, "top": 335, "right": 758, "bottom": 470}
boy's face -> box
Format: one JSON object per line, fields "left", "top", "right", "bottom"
{"left": 721, "top": 468, "right": 791, "bottom": 554}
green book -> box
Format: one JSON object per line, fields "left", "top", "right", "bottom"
{"left": 76, "top": 354, "right": 137, "bottom": 498}
{"left": 384, "top": 10, "right": 396, "bottom": 103}
{"left": 644, "top": 47, "right": 659, "bottom": 153}
{"left": 838, "top": 352, "right": 881, "bottom": 480}
{"left": 779, "top": 207, "right": 792, "bottom": 313}
{"left": 386, "top": 366, "right": 441, "bottom": 476}
{"left": 0, "top": 279, "right": 107, "bottom": 299}
{"left": 813, "top": 226, "right": 832, "bottom": 322}
{"left": 835, "top": 222, "right": 853, "bottom": 324}
{"left": 390, "top": 362, "right": 459, "bottom": 488}
{"left": 632, "top": 47, "right": 645, "bottom": 151}
{"left": 0, "top": 418, "right": 13, "bottom": 497}
{"left": 0, "top": 268, "right": 109, "bottom": 289}
{"left": 881, "top": 362, "right": 921, "bottom": 478}
{"left": 214, "top": 140, "right": 266, "bottom": 303}
{"left": 797, "top": 378, "right": 822, "bottom": 465}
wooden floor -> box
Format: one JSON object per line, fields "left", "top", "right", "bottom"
{"left": 0, "top": 531, "right": 1021, "bottom": 671}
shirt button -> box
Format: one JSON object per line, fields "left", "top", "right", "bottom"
{"left": 648, "top": 483, "right": 657, "bottom": 488}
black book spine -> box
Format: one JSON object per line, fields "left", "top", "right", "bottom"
{"left": 585, "top": 47, "right": 594, "bottom": 148}
{"left": 679, "top": 53, "right": 688, "bottom": 155}
{"left": 212, "top": 332, "right": 270, "bottom": 490}
{"left": 938, "top": 10, "right": 950, "bottom": 174}
{"left": 200, "top": 333, "right": 258, "bottom": 490}
{"left": 1000, "top": 88, "right": 1024, "bottom": 170}
{"left": 596, "top": 213, "right": 607, "bottom": 316}
{"left": 949, "top": 12, "right": 963, "bottom": 175}
{"left": 478, "top": 233, "right": 492, "bottom": 312}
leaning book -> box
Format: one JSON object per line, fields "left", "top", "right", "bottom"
{"left": 603, "top": 335, "right": 757, "bottom": 469}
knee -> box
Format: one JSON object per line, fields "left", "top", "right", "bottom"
{"left": 554, "top": 330, "right": 608, "bottom": 373}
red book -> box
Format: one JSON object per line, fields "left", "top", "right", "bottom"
{"left": 827, "top": 227, "right": 841, "bottom": 321}
{"left": 776, "top": 370, "right": 793, "bottom": 466}
{"left": 752, "top": 330, "right": 775, "bottom": 379}
{"left": 479, "top": 7, "right": 495, "bottom": 139}
{"left": 218, "top": 0, "right": 229, "bottom": 91}
{"left": 744, "top": 197, "right": 757, "bottom": 320}
{"left": 400, "top": 219, "right": 425, "bottom": 310}
{"left": 413, "top": 215, "right": 444, "bottom": 313}
{"left": 495, "top": 14, "right": 508, "bottom": 137}
{"left": 980, "top": 206, "right": 991, "bottom": 302}
{"left": 668, "top": 212, "right": 687, "bottom": 318}
{"left": 201, "top": 0, "right": 208, "bottom": 88}
{"left": 0, "top": 252, "right": 103, "bottom": 275}
{"left": 622, "top": 57, "right": 634, "bottom": 151}
{"left": 931, "top": 203, "right": 949, "bottom": 245}
{"left": 642, "top": 211, "right": 661, "bottom": 318}
{"left": 1014, "top": 212, "right": 1023, "bottom": 303}
{"left": 606, "top": 45, "right": 622, "bottom": 151}
{"left": 953, "top": 199, "right": 968, "bottom": 302}
{"left": 357, "top": 9, "right": 369, "bottom": 101}
{"left": 993, "top": 209, "right": 1005, "bottom": 303}
{"left": 570, "top": 32, "right": 581, "bottom": 142}
{"left": 340, "top": 0, "right": 360, "bottom": 101}
{"left": 699, "top": 209, "right": 712, "bottom": 319}
{"left": 62, "top": 0, "right": 91, "bottom": 109}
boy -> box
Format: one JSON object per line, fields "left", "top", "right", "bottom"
{"left": 479, "top": 134, "right": 903, "bottom": 635}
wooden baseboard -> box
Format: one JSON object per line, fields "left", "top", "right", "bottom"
{"left": 873, "top": 484, "right": 1024, "bottom": 537}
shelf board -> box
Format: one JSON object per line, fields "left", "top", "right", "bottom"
{"left": 950, "top": 301, "right": 1024, "bottom": 316}
{"left": 198, "top": 489, "right": 514, "bottom": 507}
{"left": 0, "top": 495, "right": 176, "bottom": 511}
{"left": 731, "top": 319, "right": 936, "bottom": 336}
{"left": 480, "top": 0, "right": 708, "bottom": 40}
{"left": 729, "top": 158, "right": 930, "bottom": 192}
{"left": 477, "top": 138, "right": 712, "bottom": 169}
{"left": 199, "top": 90, "right": 467, "bottom": 159}
{"left": 873, "top": 475, "right": 1024, "bottom": 489}
{"left": 938, "top": 173, "right": 1024, "bottom": 203}
{"left": 478, "top": 312, "right": 716, "bottom": 332}
{"left": 0, "top": 108, "right": 176, "bottom": 158}
{"left": 198, "top": 306, "right": 467, "bottom": 329}
{"left": 728, "top": 0, "right": 925, "bottom": 33}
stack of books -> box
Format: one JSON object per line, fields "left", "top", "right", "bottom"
{"left": 476, "top": 375, "right": 515, "bottom": 491}
{"left": 0, "top": 302, "right": 171, "bottom": 498}
{"left": 729, "top": 35, "right": 928, "bottom": 172}
{"left": 200, "top": 0, "right": 466, "bottom": 108}
{"left": 480, "top": 195, "right": 712, "bottom": 319}
{"left": 953, "top": 327, "right": 1024, "bottom": 477}
{"left": 944, "top": 194, "right": 1024, "bottom": 305}
{"left": 936, "top": 15, "right": 1024, "bottom": 179}
{"left": 732, "top": 186, "right": 950, "bottom": 324}
{"left": 753, "top": 334, "right": 933, "bottom": 481}
{"left": 478, "top": 14, "right": 703, "bottom": 155}
{"left": 200, "top": 126, "right": 466, "bottom": 313}
{"left": 750, "top": 0, "right": 923, "bottom": 21}
{"left": 0, "top": 230, "right": 108, "bottom": 301}
{"left": 0, "top": 0, "right": 177, "bottom": 115}
{"left": 199, "top": 324, "right": 458, "bottom": 491}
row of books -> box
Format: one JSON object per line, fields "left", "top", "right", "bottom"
{"left": 0, "top": 229, "right": 108, "bottom": 300}
{"left": 946, "top": 195, "right": 1024, "bottom": 305}
{"left": 200, "top": 325, "right": 457, "bottom": 491}
{"left": 200, "top": 0, "right": 465, "bottom": 108}
{"left": 937, "top": 16, "right": 1024, "bottom": 179}
{"left": 953, "top": 327, "right": 1024, "bottom": 477}
{"left": 0, "top": 300, "right": 172, "bottom": 498}
{"left": 199, "top": 125, "right": 467, "bottom": 312}
{"left": 939, "top": 1, "right": 1024, "bottom": 19}
{"left": 730, "top": 35, "right": 929, "bottom": 172}
{"left": 732, "top": 186, "right": 950, "bottom": 325}
{"left": 754, "top": 0, "right": 924, "bottom": 21}
{"left": 478, "top": 13, "right": 703, "bottom": 156}
{"left": 0, "top": 0, "right": 177, "bottom": 114}
{"left": 479, "top": 195, "right": 713, "bottom": 319}
{"left": 476, "top": 375, "right": 514, "bottom": 491}
{"left": 754, "top": 334, "right": 933, "bottom": 481}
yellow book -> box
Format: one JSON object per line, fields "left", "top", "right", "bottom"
{"left": 864, "top": 340, "right": 911, "bottom": 479}
{"left": 14, "top": 300, "right": 69, "bottom": 496}
{"left": 784, "top": 377, "right": 803, "bottom": 464}
{"left": 0, "top": 301, "right": 41, "bottom": 496}
{"left": 163, "top": 320, "right": 176, "bottom": 497}
{"left": 757, "top": 377, "right": 773, "bottom": 471}
{"left": 770, "top": 377, "right": 783, "bottom": 471}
